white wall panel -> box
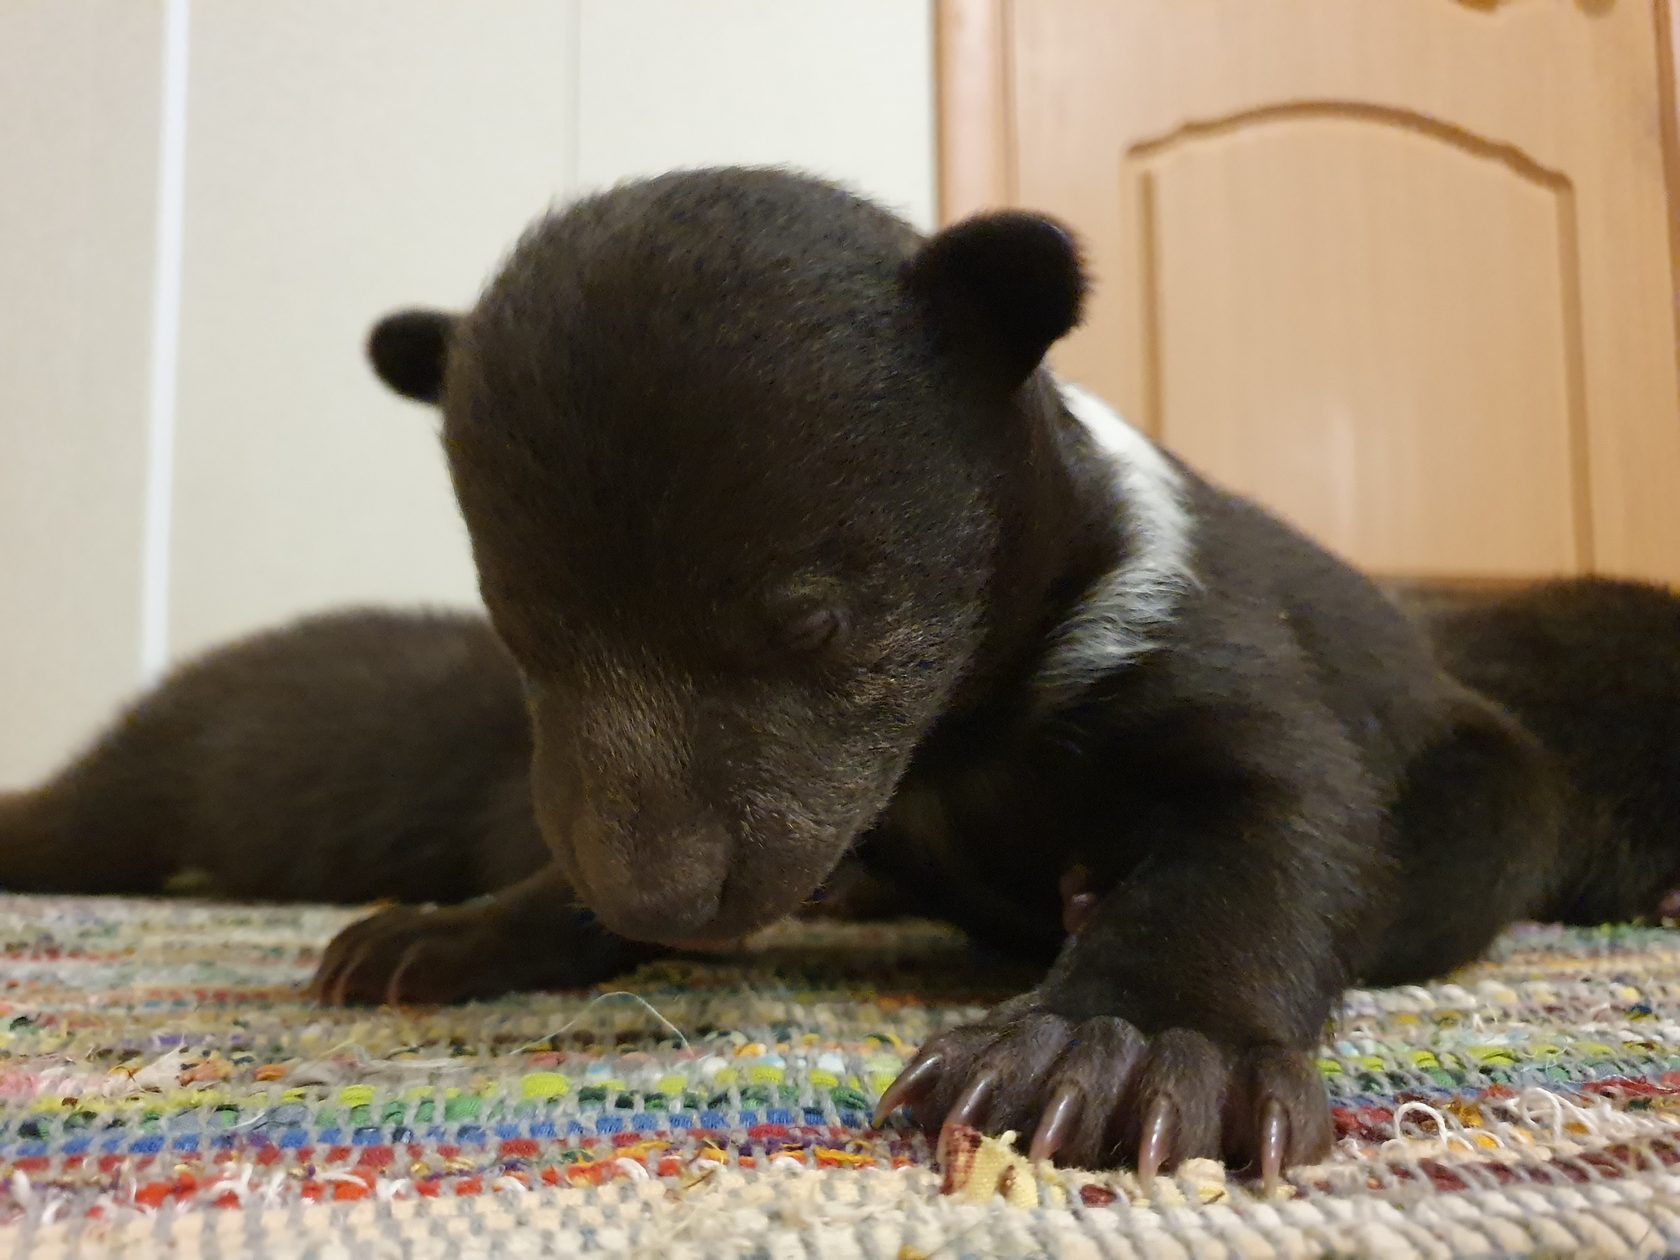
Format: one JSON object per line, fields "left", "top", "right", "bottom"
{"left": 1, "top": 1, "right": 935, "bottom": 784}
{"left": 0, "top": 2, "right": 163, "bottom": 786}
{"left": 577, "top": 0, "right": 936, "bottom": 228}
{"left": 166, "top": 1, "right": 582, "bottom": 662}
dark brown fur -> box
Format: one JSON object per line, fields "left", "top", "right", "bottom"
{"left": 0, "top": 610, "right": 544, "bottom": 903}
{"left": 1402, "top": 578, "right": 1680, "bottom": 926}
{"left": 330, "top": 168, "right": 1680, "bottom": 1177}
{"left": 9, "top": 167, "right": 1680, "bottom": 1181}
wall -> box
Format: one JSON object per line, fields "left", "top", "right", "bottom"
{"left": 0, "top": 2, "right": 165, "bottom": 792}
{"left": 0, "top": 0, "right": 934, "bottom": 787}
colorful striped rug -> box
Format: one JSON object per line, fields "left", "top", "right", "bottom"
{"left": 4, "top": 894, "right": 1680, "bottom": 1257}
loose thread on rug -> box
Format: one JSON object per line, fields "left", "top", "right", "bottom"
{"left": 513, "top": 990, "right": 691, "bottom": 1053}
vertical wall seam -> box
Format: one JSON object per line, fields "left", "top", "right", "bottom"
{"left": 140, "top": 0, "right": 190, "bottom": 682}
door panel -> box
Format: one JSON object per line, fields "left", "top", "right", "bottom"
{"left": 943, "top": 0, "right": 1680, "bottom": 583}
{"left": 1140, "top": 106, "right": 1585, "bottom": 574}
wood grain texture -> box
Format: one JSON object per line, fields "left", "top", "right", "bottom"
{"left": 935, "top": 0, "right": 1011, "bottom": 223}
{"left": 945, "top": 1, "right": 1680, "bottom": 583}
{"left": 1656, "top": 0, "right": 1680, "bottom": 488}
{"left": 1129, "top": 101, "right": 1588, "bottom": 577}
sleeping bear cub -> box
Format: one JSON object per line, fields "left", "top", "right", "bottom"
{"left": 330, "top": 167, "right": 1680, "bottom": 1182}
{"left": 29, "top": 166, "right": 1680, "bottom": 1184}
{"left": 331, "top": 167, "right": 1680, "bottom": 1181}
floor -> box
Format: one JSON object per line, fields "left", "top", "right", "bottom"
{"left": 3, "top": 895, "right": 1680, "bottom": 1256}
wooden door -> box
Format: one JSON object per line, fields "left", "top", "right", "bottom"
{"left": 939, "top": 0, "right": 1680, "bottom": 583}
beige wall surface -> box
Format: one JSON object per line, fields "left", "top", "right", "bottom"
{"left": 576, "top": 0, "right": 935, "bottom": 228}
{"left": 0, "top": 0, "right": 935, "bottom": 788}
{"left": 0, "top": 2, "right": 164, "bottom": 786}
{"left": 166, "top": 1, "right": 580, "bottom": 664}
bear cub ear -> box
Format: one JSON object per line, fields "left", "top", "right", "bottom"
{"left": 367, "top": 308, "right": 457, "bottom": 405}
{"left": 902, "top": 211, "right": 1087, "bottom": 390}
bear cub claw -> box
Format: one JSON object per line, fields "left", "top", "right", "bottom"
{"left": 873, "top": 1007, "right": 1330, "bottom": 1186}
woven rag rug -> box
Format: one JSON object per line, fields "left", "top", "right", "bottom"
{"left": 5, "top": 897, "right": 1680, "bottom": 1257}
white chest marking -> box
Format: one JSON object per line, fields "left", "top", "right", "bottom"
{"left": 1032, "top": 382, "right": 1195, "bottom": 711}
